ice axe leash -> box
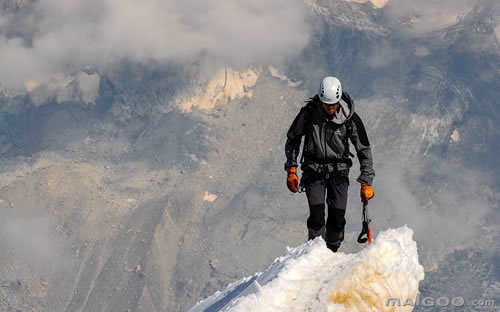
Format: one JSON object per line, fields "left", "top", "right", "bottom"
{"left": 357, "top": 200, "right": 372, "bottom": 244}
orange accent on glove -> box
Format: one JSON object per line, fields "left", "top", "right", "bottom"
{"left": 360, "top": 184, "right": 374, "bottom": 202}
{"left": 286, "top": 167, "right": 299, "bottom": 193}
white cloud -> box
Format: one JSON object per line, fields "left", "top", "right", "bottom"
{"left": 27, "top": 72, "right": 100, "bottom": 106}
{"left": 0, "top": 0, "right": 310, "bottom": 89}
{"left": 354, "top": 95, "right": 494, "bottom": 267}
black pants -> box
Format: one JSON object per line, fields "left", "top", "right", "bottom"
{"left": 303, "top": 172, "right": 349, "bottom": 245}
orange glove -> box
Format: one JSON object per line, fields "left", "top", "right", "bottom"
{"left": 286, "top": 167, "right": 299, "bottom": 193}
{"left": 360, "top": 184, "right": 374, "bottom": 203}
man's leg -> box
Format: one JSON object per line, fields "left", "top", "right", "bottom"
{"left": 305, "top": 176, "right": 327, "bottom": 240}
{"left": 325, "top": 175, "right": 349, "bottom": 252}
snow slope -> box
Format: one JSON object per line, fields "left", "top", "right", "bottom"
{"left": 189, "top": 226, "right": 424, "bottom": 312}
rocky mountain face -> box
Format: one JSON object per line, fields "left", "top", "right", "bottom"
{"left": 0, "top": 0, "right": 498, "bottom": 311}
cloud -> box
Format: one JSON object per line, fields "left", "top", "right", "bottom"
{"left": 352, "top": 95, "right": 495, "bottom": 268}
{"left": 373, "top": 159, "right": 492, "bottom": 260}
{"left": 0, "top": 216, "right": 67, "bottom": 272}
{"left": 0, "top": 0, "right": 310, "bottom": 89}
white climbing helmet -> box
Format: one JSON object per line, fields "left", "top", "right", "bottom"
{"left": 318, "top": 76, "right": 342, "bottom": 104}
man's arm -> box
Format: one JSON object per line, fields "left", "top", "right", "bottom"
{"left": 349, "top": 112, "right": 375, "bottom": 185}
{"left": 284, "top": 107, "right": 308, "bottom": 169}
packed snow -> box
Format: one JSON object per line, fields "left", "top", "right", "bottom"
{"left": 189, "top": 226, "right": 424, "bottom": 312}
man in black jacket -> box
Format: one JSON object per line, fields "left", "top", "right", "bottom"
{"left": 284, "top": 76, "right": 375, "bottom": 252}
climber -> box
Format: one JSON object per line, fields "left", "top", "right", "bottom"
{"left": 284, "top": 76, "right": 375, "bottom": 252}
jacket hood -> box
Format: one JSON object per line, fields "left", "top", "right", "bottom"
{"left": 309, "top": 92, "right": 355, "bottom": 125}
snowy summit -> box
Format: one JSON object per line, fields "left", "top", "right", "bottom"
{"left": 189, "top": 226, "right": 424, "bottom": 312}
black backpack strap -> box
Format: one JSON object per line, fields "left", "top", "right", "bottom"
{"left": 299, "top": 99, "right": 315, "bottom": 165}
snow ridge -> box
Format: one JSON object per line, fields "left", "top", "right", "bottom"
{"left": 189, "top": 225, "right": 424, "bottom": 312}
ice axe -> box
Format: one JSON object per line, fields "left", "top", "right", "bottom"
{"left": 357, "top": 200, "right": 372, "bottom": 244}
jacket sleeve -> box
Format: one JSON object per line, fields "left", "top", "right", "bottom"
{"left": 284, "top": 107, "right": 308, "bottom": 169}
{"left": 349, "top": 112, "right": 375, "bottom": 185}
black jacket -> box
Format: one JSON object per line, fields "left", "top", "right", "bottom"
{"left": 284, "top": 92, "right": 375, "bottom": 185}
